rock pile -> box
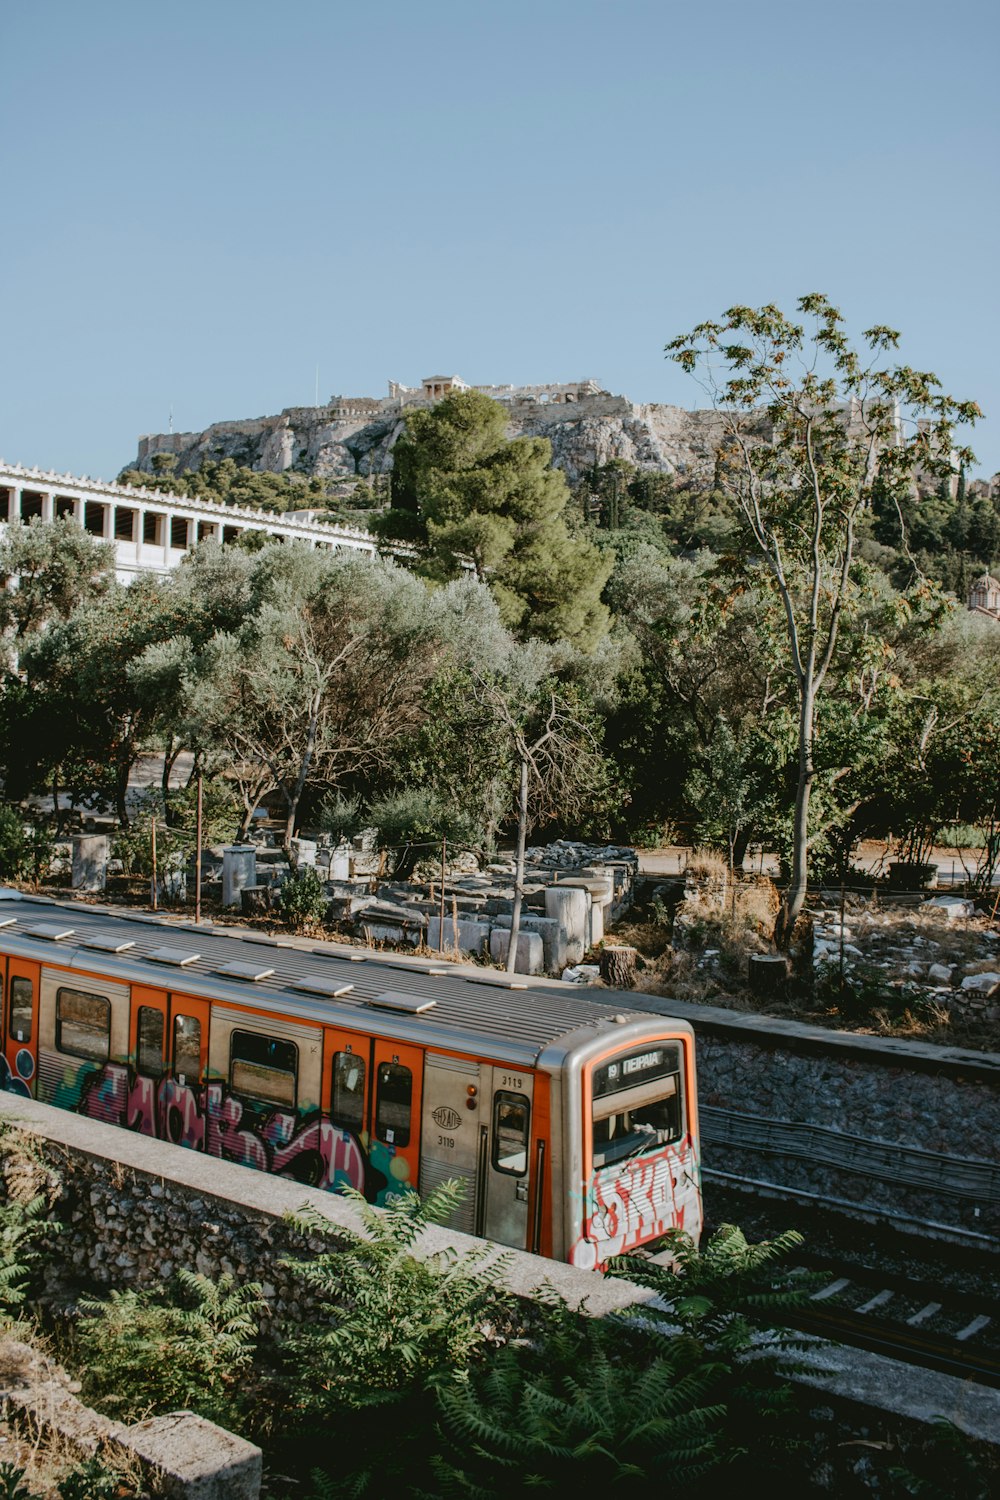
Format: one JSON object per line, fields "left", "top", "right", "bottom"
{"left": 812, "top": 896, "right": 1000, "bottom": 1021}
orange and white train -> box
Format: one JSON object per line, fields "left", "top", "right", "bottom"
{"left": 0, "top": 891, "right": 701, "bottom": 1267}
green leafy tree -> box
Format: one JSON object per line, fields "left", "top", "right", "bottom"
{"left": 183, "top": 548, "right": 445, "bottom": 851}
{"left": 471, "top": 639, "right": 618, "bottom": 970}
{"left": 118, "top": 454, "right": 330, "bottom": 515}
{"left": 667, "top": 295, "right": 979, "bottom": 944}
{"left": 685, "top": 716, "right": 777, "bottom": 896}
{"left": 10, "top": 576, "right": 197, "bottom": 824}
{"left": 0, "top": 518, "right": 115, "bottom": 651}
{"left": 375, "top": 389, "right": 611, "bottom": 646}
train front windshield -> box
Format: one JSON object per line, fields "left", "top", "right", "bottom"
{"left": 591, "top": 1043, "right": 684, "bottom": 1170}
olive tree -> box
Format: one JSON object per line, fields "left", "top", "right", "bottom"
{"left": 182, "top": 548, "right": 447, "bottom": 853}
{"left": 667, "top": 295, "right": 979, "bottom": 945}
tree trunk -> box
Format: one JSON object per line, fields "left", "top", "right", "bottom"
{"left": 600, "top": 946, "right": 637, "bottom": 988}
{"left": 241, "top": 885, "right": 272, "bottom": 917}
{"left": 115, "top": 762, "right": 130, "bottom": 829}
{"left": 732, "top": 827, "right": 752, "bottom": 871}
{"left": 505, "top": 756, "right": 529, "bottom": 974}
{"left": 161, "top": 735, "right": 176, "bottom": 795}
{"left": 776, "top": 685, "right": 815, "bottom": 949}
{"left": 748, "top": 953, "right": 791, "bottom": 996}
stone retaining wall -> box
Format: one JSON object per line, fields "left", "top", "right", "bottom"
{"left": 627, "top": 993, "right": 1000, "bottom": 1239}
{"left": 2, "top": 1087, "right": 999, "bottom": 1452}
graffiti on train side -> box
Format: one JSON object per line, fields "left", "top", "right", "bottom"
{"left": 569, "top": 1138, "right": 699, "bottom": 1271}
{"left": 61, "top": 1061, "right": 398, "bottom": 1202}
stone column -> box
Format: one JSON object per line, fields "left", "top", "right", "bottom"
{"left": 72, "top": 835, "right": 108, "bottom": 892}
{"left": 7, "top": 487, "right": 19, "bottom": 522}
{"left": 290, "top": 839, "right": 317, "bottom": 868}
{"left": 41, "top": 491, "right": 54, "bottom": 523}
{"left": 544, "top": 885, "right": 589, "bottom": 967}
{"left": 222, "top": 845, "right": 257, "bottom": 907}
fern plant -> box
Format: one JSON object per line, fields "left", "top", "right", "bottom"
{"left": 0, "top": 1463, "right": 32, "bottom": 1500}
{"left": 607, "top": 1222, "right": 823, "bottom": 1485}
{"left": 278, "top": 1182, "right": 515, "bottom": 1497}
{"left": 0, "top": 1126, "right": 63, "bottom": 1320}
{"left": 283, "top": 1180, "right": 512, "bottom": 1413}
{"left": 75, "top": 1269, "right": 266, "bottom": 1426}
{"left": 427, "top": 1302, "right": 726, "bottom": 1496}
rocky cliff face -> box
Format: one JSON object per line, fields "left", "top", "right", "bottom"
{"left": 133, "top": 390, "right": 733, "bottom": 489}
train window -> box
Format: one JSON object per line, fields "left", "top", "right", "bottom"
{"left": 230, "top": 1030, "right": 297, "bottom": 1110}
{"left": 9, "top": 978, "right": 32, "bottom": 1044}
{"left": 492, "top": 1091, "right": 530, "bottom": 1176}
{"left": 375, "top": 1061, "right": 411, "bottom": 1147}
{"left": 137, "top": 1007, "right": 165, "bottom": 1077}
{"left": 591, "top": 1044, "right": 683, "bottom": 1170}
{"left": 173, "top": 1015, "right": 201, "bottom": 1085}
{"left": 55, "top": 988, "right": 110, "bottom": 1063}
{"left": 331, "top": 1051, "right": 366, "bottom": 1132}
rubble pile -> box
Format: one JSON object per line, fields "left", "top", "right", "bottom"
{"left": 812, "top": 895, "right": 1000, "bottom": 1022}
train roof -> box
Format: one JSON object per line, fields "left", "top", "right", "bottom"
{"left": 0, "top": 891, "right": 692, "bottom": 1069}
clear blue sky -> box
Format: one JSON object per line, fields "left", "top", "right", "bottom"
{"left": 2, "top": 0, "right": 998, "bottom": 480}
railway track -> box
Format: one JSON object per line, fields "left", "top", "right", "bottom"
{"left": 783, "top": 1256, "right": 1000, "bottom": 1387}
{"left": 699, "top": 1179, "right": 1000, "bottom": 1386}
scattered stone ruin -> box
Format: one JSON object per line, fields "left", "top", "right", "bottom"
{"left": 181, "top": 835, "right": 639, "bottom": 977}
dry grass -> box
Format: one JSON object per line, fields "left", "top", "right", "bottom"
{"left": 631, "top": 878, "right": 780, "bottom": 1006}
{"left": 0, "top": 1415, "right": 147, "bottom": 1497}
{"left": 618, "top": 877, "right": 1000, "bottom": 1051}
{"left": 683, "top": 848, "right": 730, "bottom": 882}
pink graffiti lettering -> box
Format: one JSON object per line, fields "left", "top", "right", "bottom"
{"left": 127, "top": 1073, "right": 158, "bottom": 1136}
{"left": 158, "top": 1077, "right": 206, "bottom": 1151}
{"left": 574, "top": 1139, "right": 699, "bottom": 1268}
{"left": 205, "top": 1084, "right": 268, "bottom": 1170}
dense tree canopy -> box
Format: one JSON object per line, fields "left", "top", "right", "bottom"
{"left": 374, "top": 390, "right": 611, "bottom": 647}
{"left": 2, "top": 299, "right": 997, "bottom": 903}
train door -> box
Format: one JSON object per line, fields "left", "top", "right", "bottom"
{"left": 322, "top": 1025, "right": 371, "bottom": 1197}
{"left": 3, "top": 957, "right": 40, "bottom": 1097}
{"left": 128, "top": 985, "right": 169, "bottom": 1136}
{"left": 418, "top": 1052, "right": 485, "bottom": 1233}
{"left": 418, "top": 1057, "right": 534, "bottom": 1250}
{"left": 370, "top": 1037, "right": 423, "bottom": 1203}
{"left": 480, "top": 1065, "right": 534, "bottom": 1251}
{"left": 167, "top": 993, "right": 210, "bottom": 1090}
{"left": 137, "top": 989, "right": 210, "bottom": 1150}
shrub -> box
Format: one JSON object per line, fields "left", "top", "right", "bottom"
{"left": 75, "top": 1270, "right": 266, "bottom": 1426}
{"left": 0, "top": 1126, "right": 63, "bottom": 1318}
{"left": 283, "top": 1183, "right": 509, "bottom": 1415}
{"left": 607, "top": 1222, "right": 821, "bottom": 1485}
{"left": 0, "top": 806, "right": 50, "bottom": 885}
{"left": 429, "top": 1305, "right": 725, "bottom": 1496}
{"left": 366, "top": 788, "right": 483, "bottom": 879}
{"left": 279, "top": 866, "right": 329, "bottom": 931}
{"left": 316, "top": 792, "right": 365, "bottom": 845}
{"left": 282, "top": 1182, "right": 513, "bottom": 1494}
